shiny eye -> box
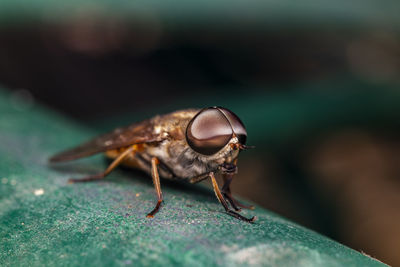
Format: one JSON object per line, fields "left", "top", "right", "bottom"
{"left": 186, "top": 108, "right": 233, "bottom": 155}
{"left": 217, "top": 107, "right": 247, "bottom": 145}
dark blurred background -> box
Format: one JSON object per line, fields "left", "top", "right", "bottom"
{"left": 1, "top": 1, "right": 400, "bottom": 265}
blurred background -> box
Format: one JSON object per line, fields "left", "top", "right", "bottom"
{"left": 1, "top": 0, "right": 400, "bottom": 265}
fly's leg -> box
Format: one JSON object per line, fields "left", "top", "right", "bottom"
{"left": 210, "top": 172, "right": 256, "bottom": 223}
{"left": 146, "top": 157, "right": 163, "bottom": 218}
{"left": 222, "top": 173, "right": 255, "bottom": 211}
{"left": 68, "top": 146, "right": 135, "bottom": 183}
{"left": 221, "top": 173, "right": 241, "bottom": 211}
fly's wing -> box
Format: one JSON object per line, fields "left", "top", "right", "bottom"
{"left": 49, "top": 119, "right": 163, "bottom": 162}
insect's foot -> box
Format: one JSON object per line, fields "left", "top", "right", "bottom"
{"left": 68, "top": 178, "right": 88, "bottom": 184}
{"left": 229, "top": 204, "right": 242, "bottom": 212}
{"left": 146, "top": 200, "right": 163, "bottom": 218}
{"left": 67, "top": 173, "right": 105, "bottom": 184}
{"left": 249, "top": 216, "right": 257, "bottom": 222}
{"left": 68, "top": 178, "right": 94, "bottom": 184}
{"left": 226, "top": 210, "right": 257, "bottom": 223}
{"left": 222, "top": 193, "right": 243, "bottom": 212}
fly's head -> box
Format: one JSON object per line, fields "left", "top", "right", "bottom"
{"left": 185, "top": 107, "right": 252, "bottom": 174}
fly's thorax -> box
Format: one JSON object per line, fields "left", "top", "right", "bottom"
{"left": 153, "top": 109, "right": 199, "bottom": 134}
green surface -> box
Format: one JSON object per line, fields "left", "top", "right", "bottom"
{"left": 0, "top": 88, "right": 386, "bottom": 266}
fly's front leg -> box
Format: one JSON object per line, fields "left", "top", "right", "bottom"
{"left": 146, "top": 157, "right": 163, "bottom": 218}
{"left": 68, "top": 146, "right": 135, "bottom": 183}
{"left": 222, "top": 173, "right": 255, "bottom": 211}
{"left": 221, "top": 173, "right": 241, "bottom": 211}
{"left": 210, "top": 172, "right": 255, "bottom": 223}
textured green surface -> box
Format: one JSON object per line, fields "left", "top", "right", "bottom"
{"left": 0, "top": 88, "right": 386, "bottom": 266}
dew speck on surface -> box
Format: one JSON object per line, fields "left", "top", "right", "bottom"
{"left": 34, "top": 188, "right": 45, "bottom": 196}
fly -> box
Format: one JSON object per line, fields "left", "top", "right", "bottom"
{"left": 50, "top": 107, "right": 256, "bottom": 222}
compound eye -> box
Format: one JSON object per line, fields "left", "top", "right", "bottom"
{"left": 218, "top": 108, "right": 247, "bottom": 145}
{"left": 186, "top": 108, "right": 233, "bottom": 155}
